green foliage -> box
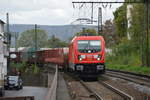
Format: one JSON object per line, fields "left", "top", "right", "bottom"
{"left": 107, "top": 64, "right": 150, "bottom": 75}
{"left": 106, "top": 36, "right": 142, "bottom": 68}
{"left": 76, "top": 28, "right": 97, "bottom": 36}
{"left": 130, "top": 4, "right": 144, "bottom": 42}
{"left": 31, "top": 64, "right": 40, "bottom": 74}
{"left": 113, "top": 4, "right": 127, "bottom": 40}
{"left": 18, "top": 29, "right": 48, "bottom": 48}
{"left": 110, "top": 3, "right": 150, "bottom": 68}
{"left": 129, "top": 3, "right": 150, "bottom": 66}
{"left": 107, "top": 53, "right": 141, "bottom": 67}
{"left": 10, "top": 61, "right": 28, "bottom": 73}
{"left": 10, "top": 62, "right": 40, "bottom": 74}
{"left": 102, "top": 19, "right": 117, "bottom": 47}
{"left": 47, "top": 35, "right": 68, "bottom": 48}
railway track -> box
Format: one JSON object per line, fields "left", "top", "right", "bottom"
{"left": 79, "top": 80, "right": 103, "bottom": 100}
{"left": 65, "top": 72, "right": 133, "bottom": 100}
{"left": 98, "top": 81, "right": 134, "bottom": 100}
{"left": 106, "top": 70, "right": 150, "bottom": 87}
{"left": 84, "top": 81, "right": 133, "bottom": 100}
{"left": 63, "top": 73, "right": 100, "bottom": 100}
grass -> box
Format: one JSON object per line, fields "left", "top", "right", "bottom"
{"left": 106, "top": 64, "right": 150, "bottom": 75}
{"left": 105, "top": 36, "right": 150, "bottom": 75}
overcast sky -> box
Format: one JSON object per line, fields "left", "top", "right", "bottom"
{"left": 0, "top": 0, "right": 124, "bottom": 25}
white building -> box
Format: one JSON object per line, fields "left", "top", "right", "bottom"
{"left": 0, "top": 19, "right": 8, "bottom": 96}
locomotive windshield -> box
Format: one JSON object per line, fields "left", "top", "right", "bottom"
{"left": 78, "top": 40, "right": 101, "bottom": 53}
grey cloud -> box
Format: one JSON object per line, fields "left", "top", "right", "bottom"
{"left": 0, "top": 0, "right": 123, "bottom": 25}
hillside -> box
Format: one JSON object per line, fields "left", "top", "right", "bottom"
{"left": 7, "top": 24, "right": 97, "bottom": 47}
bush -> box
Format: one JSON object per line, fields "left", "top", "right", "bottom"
{"left": 106, "top": 64, "right": 150, "bottom": 75}
{"left": 105, "top": 38, "right": 150, "bottom": 75}
{"left": 10, "top": 62, "right": 40, "bottom": 74}
{"left": 31, "top": 64, "right": 40, "bottom": 74}
{"left": 10, "top": 61, "right": 28, "bottom": 73}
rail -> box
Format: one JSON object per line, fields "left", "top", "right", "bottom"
{"left": 99, "top": 81, "right": 134, "bottom": 100}
{"left": 66, "top": 72, "right": 103, "bottom": 100}
{"left": 107, "top": 69, "right": 150, "bottom": 79}
{"left": 106, "top": 70, "right": 150, "bottom": 87}
{"left": 45, "top": 65, "right": 58, "bottom": 100}
{"left": 80, "top": 80, "right": 103, "bottom": 100}
{"left": 0, "top": 96, "right": 34, "bottom": 100}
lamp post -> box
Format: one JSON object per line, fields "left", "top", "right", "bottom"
{"left": 34, "top": 24, "right": 40, "bottom": 66}
{"left": 35, "top": 24, "right": 37, "bottom": 51}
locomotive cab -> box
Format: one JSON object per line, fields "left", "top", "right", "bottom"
{"left": 69, "top": 36, "right": 105, "bottom": 77}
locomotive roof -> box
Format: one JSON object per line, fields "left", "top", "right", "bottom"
{"left": 76, "top": 36, "right": 103, "bottom": 39}
{"left": 71, "top": 36, "right": 103, "bottom": 43}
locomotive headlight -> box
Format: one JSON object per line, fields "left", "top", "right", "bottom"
{"left": 94, "top": 55, "right": 101, "bottom": 60}
{"left": 78, "top": 55, "right": 85, "bottom": 61}
{"left": 97, "top": 58, "right": 100, "bottom": 61}
{"left": 79, "top": 58, "right": 82, "bottom": 61}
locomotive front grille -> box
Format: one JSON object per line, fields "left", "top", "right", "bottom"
{"left": 83, "top": 65, "right": 97, "bottom": 73}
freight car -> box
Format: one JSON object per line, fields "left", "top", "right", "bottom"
{"left": 68, "top": 36, "right": 105, "bottom": 78}
{"left": 37, "top": 48, "right": 67, "bottom": 69}
{"left": 62, "top": 47, "right": 69, "bottom": 69}
{"left": 10, "top": 48, "right": 37, "bottom": 64}
{"left": 9, "top": 48, "right": 68, "bottom": 68}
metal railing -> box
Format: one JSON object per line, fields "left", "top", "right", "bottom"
{"left": 45, "top": 65, "right": 58, "bottom": 100}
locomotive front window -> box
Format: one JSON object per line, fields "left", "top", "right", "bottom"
{"left": 78, "top": 40, "right": 89, "bottom": 50}
{"left": 78, "top": 40, "right": 101, "bottom": 53}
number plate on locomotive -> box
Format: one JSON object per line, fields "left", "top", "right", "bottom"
{"left": 86, "top": 55, "right": 92, "bottom": 58}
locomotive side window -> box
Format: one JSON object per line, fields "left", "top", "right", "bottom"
{"left": 78, "top": 40, "right": 88, "bottom": 50}
{"left": 78, "top": 40, "right": 101, "bottom": 53}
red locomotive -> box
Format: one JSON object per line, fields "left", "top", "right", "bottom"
{"left": 68, "top": 36, "right": 105, "bottom": 77}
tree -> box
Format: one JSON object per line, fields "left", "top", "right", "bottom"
{"left": 112, "top": 2, "right": 150, "bottom": 67}
{"left": 129, "top": 3, "right": 150, "bottom": 66}
{"left": 113, "top": 4, "right": 127, "bottom": 40}
{"left": 102, "top": 19, "right": 117, "bottom": 47}
{"left": 76, "top": 28, "right": 98, "bottom": 36}
{"left": 17, "top": 29, "right": 48, "bottom": 48}
{"left": 47, "top": 35, "right": 68, "bottom": 48}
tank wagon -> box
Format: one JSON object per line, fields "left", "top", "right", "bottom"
{"left": 36, "top": 48, "right": 67, "bottom": 68}
{"left": 68, "top": 36, "right": 105, "bottom": 78}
